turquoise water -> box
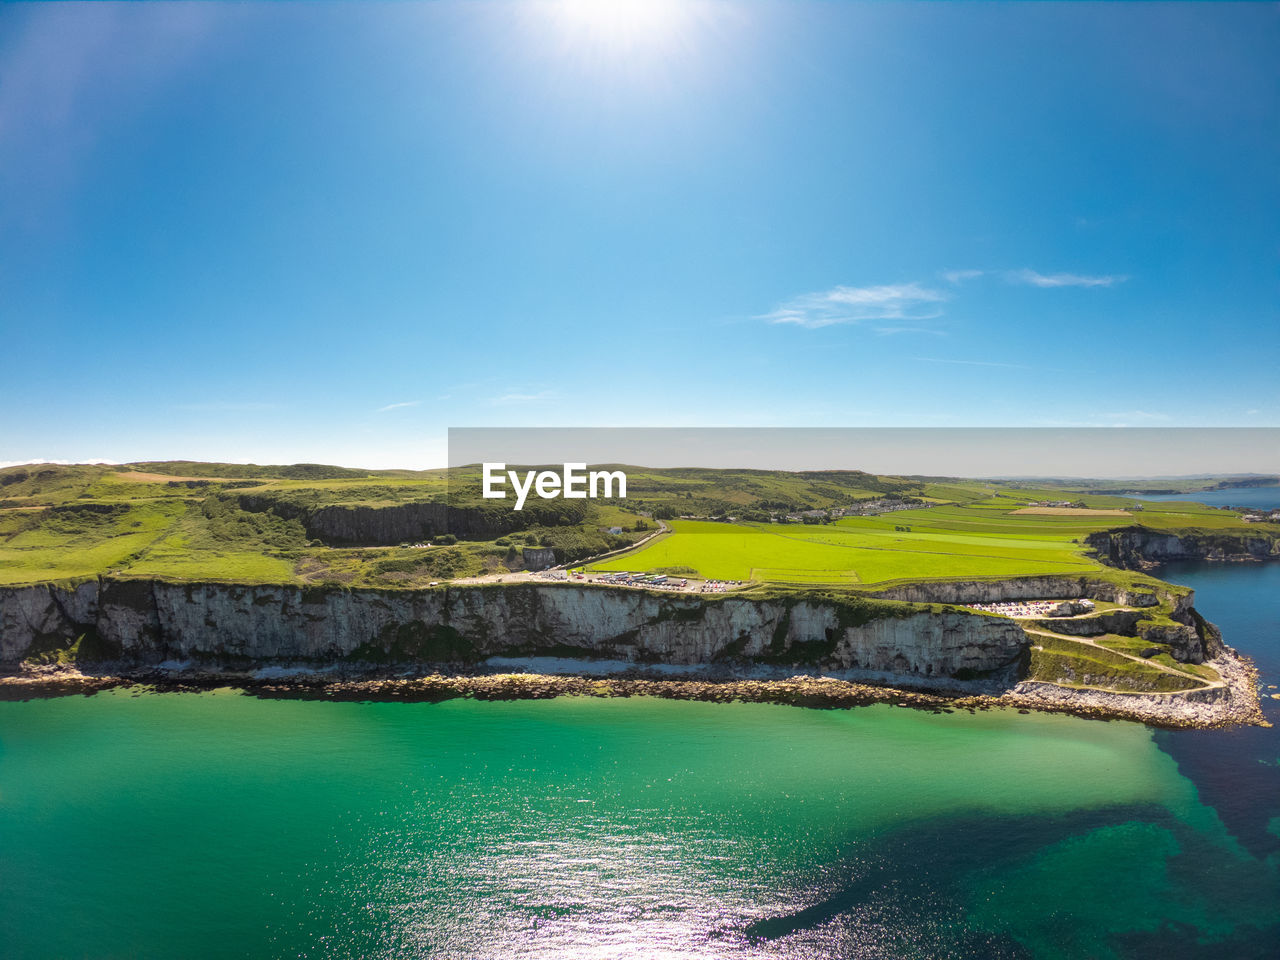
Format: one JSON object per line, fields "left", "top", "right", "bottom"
{"left": 3, "top": 565, "right": 1280, "bottom": 958}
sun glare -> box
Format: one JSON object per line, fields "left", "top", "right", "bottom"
{"left": 558, "top": 0, "right": 679, "bottom": 35}
{"left": 551, "top": 0, "right": 693, "bottom": 54}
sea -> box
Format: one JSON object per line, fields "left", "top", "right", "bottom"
{"left": 1138, "top": 485, "right": 1280, "bottom": 511}
{"left": 2, "top": 495, "right": 1278, "bottom": 959}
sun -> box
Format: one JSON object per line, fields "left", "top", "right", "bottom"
{"left": 550, "top": 0, "right": 692, "bottom": 54}
{"left": 558, "top": 0, "right": 681, "bottom": 35}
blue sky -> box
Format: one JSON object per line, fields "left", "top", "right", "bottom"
{"left": 1, "top": 1, "right": 1277, "bottom": 469}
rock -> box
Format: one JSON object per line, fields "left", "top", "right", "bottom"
{"left": 234, "top": 496, "right": 538, "bottom": 545}
{"left": 2, "top": 579, "right": 1027, "bottom": 679}
{"left": 1047, "top": 600, "right": 1091, "bottom": 617}
{"left": 521, "top": 547, "right": 557, "bottom": 571}
{"left": 1085, "top": 528, "right": 1280, "bottom": 569}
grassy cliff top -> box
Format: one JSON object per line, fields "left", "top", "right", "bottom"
{"left": 588, "top": 499, "right": 1269, "bottom": 587}
{"left": 0, "top": 461, "right": 1274, "bottom": 590}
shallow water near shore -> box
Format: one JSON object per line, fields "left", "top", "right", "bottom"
{"left": 2, "top": 565, "right": 1279, "bottom": 958}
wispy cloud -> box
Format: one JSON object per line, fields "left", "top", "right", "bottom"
{"left": 376, "top": 400, "right": 421, "bottom": 413}
{"left": 761, "top": 283, "right": 947, "bottom": 330}
{"left": 489, "top": 389, "right": 560, "bottom": 406}
{"left": 1, "top": 458, "right": 119, "bottom": 468}
{"left": 942, "top": 269, "right": 984, "bottom": 284}
{"left": 1008, "top": 269, "right": 1127, "bottom": 288}
{"left": 915, "top": 356, "right": 1029, "bottom": 369}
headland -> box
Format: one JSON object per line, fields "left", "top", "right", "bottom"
{"left": 2, "top": 462, "right": 1275, "bottom": 727}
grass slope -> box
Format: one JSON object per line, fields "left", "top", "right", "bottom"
{"left": 1028, "top": 634, "right": 1209, "bottom": 693}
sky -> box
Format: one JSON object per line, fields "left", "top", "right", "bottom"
{"left": 1, "top": 1, "right": 1277, "bottom": 471}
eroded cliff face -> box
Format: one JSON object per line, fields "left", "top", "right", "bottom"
{"left": 1086, "top": 527, "right": 1280, "bottom": 569}
{"left": 870, "top": 574, "right": 1219, "bottom": 664}
{"left": 233, "top": 495, "right": 587, "bottom": 546}
{"left": 0, "top": 580, "right": 1027, "bottom": 680}
{"left": 234, "top": 497, "right": 504, "bottom": 545}
{"left": 872, "top": 576, "right": 1161, "bottom": 607}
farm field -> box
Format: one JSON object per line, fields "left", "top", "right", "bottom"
{"left": 588, "top": 498, "right": 1269, "bottom": 585}
{"left": 1010, "top": 507, "right": 1131, "bottom": 517}
{"left": 590, "top": 515, "right": 1099, "bottom": 584}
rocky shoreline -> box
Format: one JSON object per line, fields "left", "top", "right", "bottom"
{"left": 1, "top": 649, "right": 1265, "bottom": 730}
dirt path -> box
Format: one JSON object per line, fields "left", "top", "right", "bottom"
{"left": 571, "top": 519, "right": 670, "bottom": 569}
{"left": 1022, "top": 626, "right": 1219, "bottom": 689}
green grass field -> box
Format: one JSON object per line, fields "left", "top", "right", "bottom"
{"left": 1, "top": 461, "right": 1274, "bottom": 588}
{"left": 0, "top": 463, "right": 650, "bottom": 586}
{"left": 589, "top": 496, "right": 1274, "bottom": 585}
{"left": 0, "top": 501, "right": 188, "bottom": 582}
{"left": 591, "top": 515, "right": 1098, "bottom": 584}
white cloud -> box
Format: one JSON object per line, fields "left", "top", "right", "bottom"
{"left": 762, "top": 283, "right": 947, "bottom": 330}
{"left": 942, "top": 269, "right": 984, "bottom": 284}
{"left": 1009, "top": 269, "right": 1127, "bottom": 288}
{"left": 0, "top": 458, "right": 119, "bottom": 468}
{"left": 376, "top": 400, "right": 422, "bottom": 413}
